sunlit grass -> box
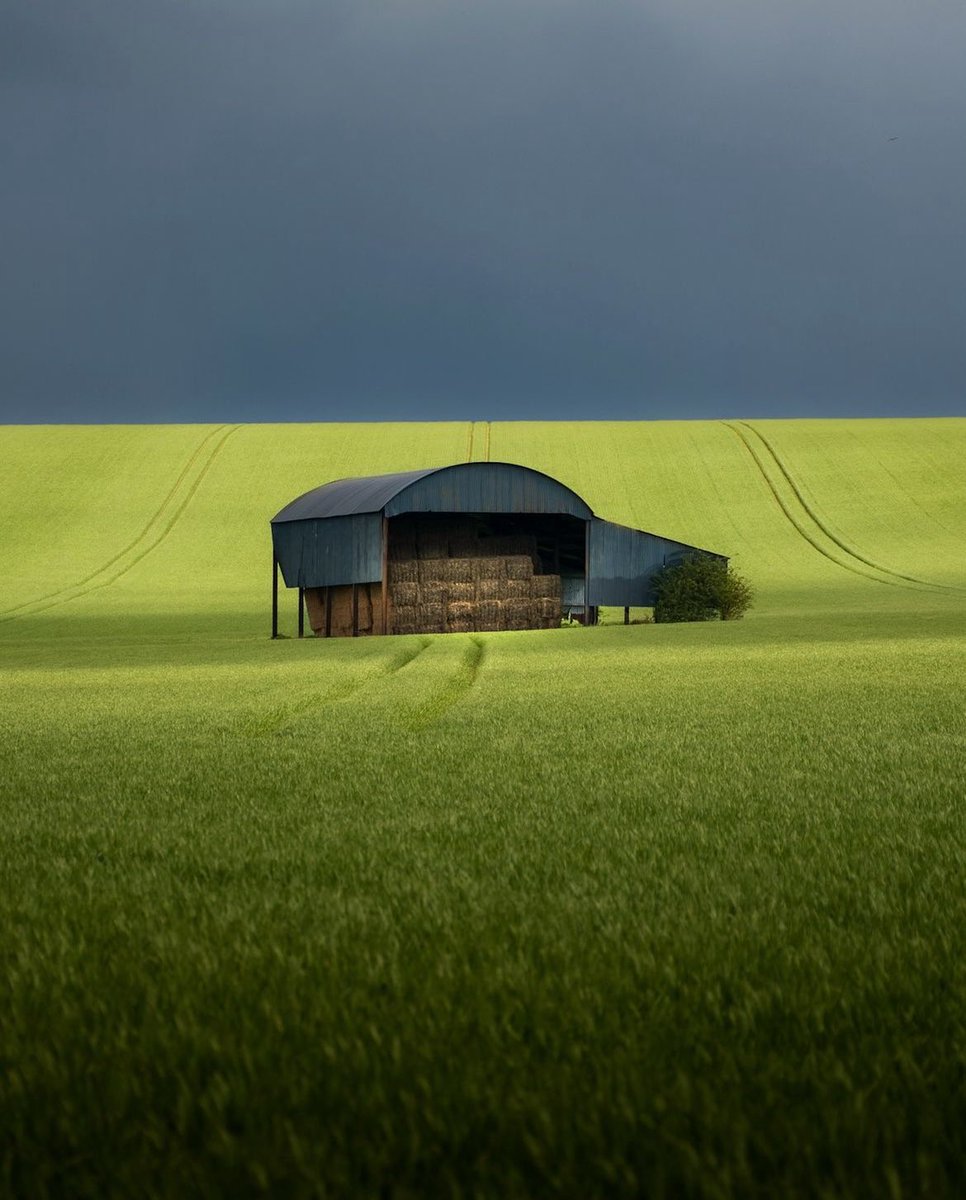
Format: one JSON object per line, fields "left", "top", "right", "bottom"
{"left": 1, "top": 419, "right": 964, "bottom": 1197}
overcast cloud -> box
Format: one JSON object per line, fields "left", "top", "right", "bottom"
{"left": 2, "top": 0, "right": 964, "bottom": 422}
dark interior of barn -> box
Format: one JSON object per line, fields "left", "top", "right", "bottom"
{"left": 388, "top": 512, "right": 586, "bottom": 577}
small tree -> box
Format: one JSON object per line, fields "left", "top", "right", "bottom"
{"left": 651, "top": 555, "right": 753, "bottom": 623}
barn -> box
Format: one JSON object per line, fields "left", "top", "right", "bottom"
{"left": 270, "top": 461, "right": 726, "bottom": 637}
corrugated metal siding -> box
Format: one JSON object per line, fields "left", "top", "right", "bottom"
{"left": 385, "top": 462, "right": 593, "bottom": 519}
{"left": 560, "top": 576, "right": 586, "bottom": 607}
{"left": 272, "top": 514, "right": 382, "bottom": 588}
{"left": 587, "top": 519, "right": 727, "bottom": 606}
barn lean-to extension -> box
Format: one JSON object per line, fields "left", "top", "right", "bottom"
{"left": 270, "top": 461, "right": 726, "bottom": 637}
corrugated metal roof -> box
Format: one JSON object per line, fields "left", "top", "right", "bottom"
{"left": 272, "top": 468, "right": 438, "bottom": 523}
{"left": 271, "top": 462, "right": 594, "bottom": 523}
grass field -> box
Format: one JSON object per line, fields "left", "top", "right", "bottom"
{"left": 1, "top": 418, "right": 964, "bottom": 1198}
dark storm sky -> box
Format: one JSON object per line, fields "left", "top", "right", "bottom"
{"left": 2, "top": 1, "right": 965, "bottom": 423}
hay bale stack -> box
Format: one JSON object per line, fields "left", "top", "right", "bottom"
{"left": 418, "top": 558, "right": 449, "bottom": 583}
{"left": 447, "top": 600, "right": 475, "bottom": 633}
{"left": 532, "top": 574, "right": 562, "bottom": 599}
{"left": 447, "top": 581, "right": 476, "bottom": 603}
{"left": 414, "top": 602, "right": 446, "bottom": 632}
{"left": 537, "top": 597, "right": 562, "bottom": 627}
{"left": 391, "top": 581, "right": 419, "bottom": 608}
{"left": 439, "top": 558, "right": 476, "bottom": 584}
{"left": 389, "top": 560, "right": 419, "bottom": 584}
{"left": 480, "top": 535, "right": 540, "bottom": 571}
{"left": 476, "top": 600, "right": 505, "bottom": 631}
{"left": 419, "top": 580, "right": 448, "bottom": 606}
{"left": 505, "top": 555, "right": 534, "bottom": 581}
{"left": 504, "top": 578, "right": 532, "bottom": 600}
{"left": 477, "top": 577, "right": 504, "bottom": 601}
{"left": 503, "top": 598, "right": 531, "bottom": 631}
{"left": 474, "top": 556, "right": 506, "bottom": 582}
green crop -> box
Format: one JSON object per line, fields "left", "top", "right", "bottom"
{"left": 1, "top": 418, "right": 964, "bottom": 1198}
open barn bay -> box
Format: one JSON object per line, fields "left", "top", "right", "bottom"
{"left": 1, "top": 420, "right": 965, "bottom": 1198}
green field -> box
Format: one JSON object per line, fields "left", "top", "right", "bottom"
{"left": 1, "top": 418, "right": 964, "bottom": 1198}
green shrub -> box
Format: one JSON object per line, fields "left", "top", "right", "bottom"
{"left": 651, "top": 555, "right": 753, "bottom": 623}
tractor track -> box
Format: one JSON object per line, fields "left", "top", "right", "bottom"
{"left": 466, "top": 421, "right": 491, "bottom": 463}
{"left": 737, "top": 421, "right": 961, "bottom": 591}
{"left": 256, "top": 637, "right": 433, "bottom": 736}
{"left": 1, "top": 424, "right": 242, "bottom": 623}
{"left": 264, "top": 635, "right": 485, "bottom": 737}
{"left": 723, "top": 420, "right": 956, "bottom": 593}
{"left": 403, "top": 636, "right": 486, "bottom": 731}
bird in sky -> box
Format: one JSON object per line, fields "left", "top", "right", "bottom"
{"left": 888, "top": 136, "right": 899, "bottom": 141}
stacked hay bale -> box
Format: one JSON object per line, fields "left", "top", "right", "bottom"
{"left": 308, "top": 521, "right": 563, "bottom": 637}
{"left": 387, "top": 559, "right": 424, "bottom": 634}
{"left": 388, "top": 548, "right": 561, "bottom": 634}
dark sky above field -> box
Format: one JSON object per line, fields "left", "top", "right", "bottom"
{"left": 2, "top": 1, "right": 965, "bottom": 423}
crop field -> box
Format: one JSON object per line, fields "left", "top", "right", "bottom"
{"left": 1, "top": 418, "right": 965, "bottom": 1198}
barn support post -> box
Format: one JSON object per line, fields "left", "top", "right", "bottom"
{"left": 584, "top": 521, "right": 591, "bottom": 626}
{"left": 324, "top": 587, "right": 332, "bottom": 638}
{"left": 381, "top": 515, "right": 389, "bottom": 636}
{"left": 298, "top": 587, "right": 305, "bottom": 638}
{"left": 271, "top": 553, "right": 279, "bottom": 639}
{"left": 351, "top": 584, "right": 359, "bottom": 638}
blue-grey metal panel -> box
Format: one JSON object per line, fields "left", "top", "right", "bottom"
{"left": 272, "top": 469, "right": 437, "bottom": 522}
{"left": 385, "top": 462, "right": 594, "bottom": 519}
{"left": 588, "top": 519, "right": 727, "bottom": 606}
{"left": 561, "top": 576, "right": 586, "bottom": 607}
{"left": 273, "top": 461, "right": 595, "bottom": 523}
{"left": 271, "top": 514, "right": 382, "bottom": 588}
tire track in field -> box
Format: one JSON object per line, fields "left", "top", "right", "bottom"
{"left": 738, "top": 421, "right": 963, "bottom": 592}
{"left": 723, "top": 422, "right": 910, "bottom": 589}
{"left": 1, "top": 424, "right": 242, "bottom": 623}
{"left": 256, "top": 637, "right": 432, "bottom": 736}
{"left": 465, "top": 421, "right": 492, "bottom": 463}
{"left": 402, "top": 635, "right": 487, "bottom": 731}
{"left": 0, "top": 425, "right": 227, "bottom": 618}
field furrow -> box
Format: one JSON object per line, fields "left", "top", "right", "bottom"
{"left": 739, "top": 420, "right": 963, "bottom": 592}
{"left": 721, "top": 420, "right": 940, "bottom": 593}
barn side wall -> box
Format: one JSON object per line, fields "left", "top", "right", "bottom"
{"left": 272, "top": 513, "right": 382, "bottom": 589}
{"left": 588, "top": 519, "right": 727, "bottom": 607}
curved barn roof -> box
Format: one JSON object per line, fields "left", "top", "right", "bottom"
{"left": 271, "top": 461, "right": 595, "bottom": 523}
{"left": 272, "top": 467, "right": 436, "bottom": 522}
